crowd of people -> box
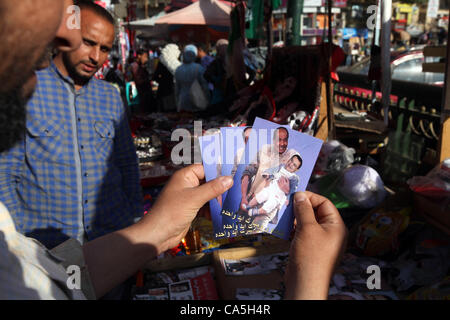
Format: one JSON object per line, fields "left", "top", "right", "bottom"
{"left": 100, "top": 26, "right": 449, "bottom": 121}
{"left": 0, "top": 0, "right": 348, "bottom": 300}
{"left": 101, "top": 38, "right": 260, "bottom": 117}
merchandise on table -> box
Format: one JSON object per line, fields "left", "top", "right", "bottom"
{"left": 355, "top": 207, "right": 411, "bottom": 257}
{"left": 408, "top": 158, "right": 450, "bottom": 226}
{"left": 328, "top": 253, "right": 398, "bottom": 300}
{"left": 312, "top": 140, "right": 356, "bottom": 179}
{"left": 406, "top": 276, "right": 450, "bottom": 300}
{"left": 235, "top": 288, "right": 283, "bottom": 300}
{"left": 134, "top": 134, "right": 164, "bottom": 162}
{"left": 388, "top": 226, "right": 450, "bottom": 292}
{"left": 132, "top": 266, "right": 218, "bottom": 300}
{"left": 221, "top": 251, "right": 289, "bottom": 276}
{"left": 309, "top": 164, "right": 387, "bottom": 210}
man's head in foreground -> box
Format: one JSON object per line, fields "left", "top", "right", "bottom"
{"left": 0, "top": 0, "right": 81, "bottom": 153}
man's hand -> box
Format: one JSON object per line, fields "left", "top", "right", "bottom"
{"left": 278, "top": 176, "right": 290, "bottom": 194}
{"left": 83, "top": 165, "right": 233, "bottom": 299}
{"left": 216, "top": 194, "right": 223, "bottom": 207}
{"left": 141, "top": 164, "right": 233, "bottom": 254}
{"left": 284, "top": 192, "right": 347, "bottom": 300}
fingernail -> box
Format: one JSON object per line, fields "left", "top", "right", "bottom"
{"left": 221, "top": 176, "right": 233, "bottom": 189}
{"left": 294, "top": 192, "right": 307, "bottom": 203}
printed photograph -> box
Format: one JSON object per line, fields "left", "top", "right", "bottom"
{"left": 222, "top": 251, "right": 289, "bottom": 276}
{"left": 169, "top": 281, "right": 194, "bottom": 300}
{"left": 198, "top": 132, "right": 223, "bottom": 234}
{"left": 235, "top": 288, "right": 283, "bottom": 300}
{"left": 199, "top": 127, "right": 252, "bottom": 237}
{"left": 222, "top": 257, "right": 266, "bottom": 276}
{"left": 219, "top": 117, "right": 323, "bottom": 240}
{"left": 220, "top": 126, "right": 252, "bottom": 178}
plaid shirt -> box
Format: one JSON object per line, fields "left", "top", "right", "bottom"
{"left": 0, "top": 62, "right": 142, "bottom": 248}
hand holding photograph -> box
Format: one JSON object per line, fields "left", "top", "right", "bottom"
{"left": 219, "top": 118, "right": 323, "bottom": 240}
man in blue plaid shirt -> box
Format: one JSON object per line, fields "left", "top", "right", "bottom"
{"left": 0, "top": 1, "right": 142, "bottom": 249}
{"left": 0, "top": 0, "right": 346, "bottom": 300}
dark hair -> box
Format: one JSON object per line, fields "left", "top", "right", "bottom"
{"left": 242, "top": 126, "right": 252, "bottom": 139}
{"left": 136, "top": 48, "right": 148, "bottom": 55}
{"left": 75, "top": 0, "right": 115, "bottom": 27}
{"left": 291, "top": 154, "right": 303, "bottom": 169}
{"left": 274, "top": 127, "right": 289, "bottom": 140}
{"left": 196, "top": 43, "right": 208, "bottom": 52}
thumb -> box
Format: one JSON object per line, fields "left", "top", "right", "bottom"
{"left": 294, "top": 192, "right": 317, "bottom": 226}
{"left": 189, "top": 176, "right": 233, "bottom": 207}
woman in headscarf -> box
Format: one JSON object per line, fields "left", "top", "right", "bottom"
{"left": 204, "top": 39, "right": 230, "bottom": 107}
{"left": 174, "top": 44, "right": 209, "bottom": 112}
{"left": 152, "top": 43, "right": 181, "bottom": 111}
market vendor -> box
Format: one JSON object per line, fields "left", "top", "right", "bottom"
{"left": 0, "top": 0, "right": 347, "bottom": 301}
{"left": 0, "top": 0, "right": 143, "bottom": 250}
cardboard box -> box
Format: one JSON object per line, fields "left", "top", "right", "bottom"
{"left": 212, "top": 240, "right": 290, "bottom": 300}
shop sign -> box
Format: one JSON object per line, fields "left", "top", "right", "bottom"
{"left": 427, "top": 0, "right": 439, "bottom": 18}
{"left": 304, "top": 0, "right": 322, "bottom": 7}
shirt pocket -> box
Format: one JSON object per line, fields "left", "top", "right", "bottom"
{"left": 26, "top": 118, "right": 64, "bottom": 163}
{"left": 93, "top": 120, "right": 115, "bottom": 160}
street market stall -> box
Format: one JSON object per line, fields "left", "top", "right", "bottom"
{"left": 154, "top": 0, "right": 232, "bottom": 44}
{"left": 122, "top": 0, "right": 450, "bottom": 301}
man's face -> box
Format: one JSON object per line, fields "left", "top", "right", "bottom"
{"left": 0, "top": 0, "right": 66, "bottom": 153}
{"left": 138, "top": 52, "right": 149, "bottom": 65}
{"left": 63, "top": 9, "right": 114, "bottom": 83}
{"left": 273, "top": 129, "right": 288, "bottom": 155}
{"left": 286, "top": 157, "right": 301, "bottom": 173}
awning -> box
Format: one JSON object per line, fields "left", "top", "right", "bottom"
{"left": 155, "top": 0, "right": 232, "bottom": 27}
{"left": 125, "top": 11, "right": 166, "bottom": 31}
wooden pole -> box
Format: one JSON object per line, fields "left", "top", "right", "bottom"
{"left": 380, "top": 0, "right": 392, "bottom": 126}
{"left": 439, "top": 9, "right": 450, "bottom": 162}
{"left": 144, "top": 0, "right": 149, "bottom": 19}
{"left": 316, "top": 82, "right": 330, "bottom": 141}
{"left": 326, "top": 0, "right": 335, "bottom": 140}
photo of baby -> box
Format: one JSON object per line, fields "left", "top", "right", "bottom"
{"left": 243, "top": 153, "right": 302, "bottom": 232}
{"left": 219, "top": 117, "right": 323, "bottom": 239}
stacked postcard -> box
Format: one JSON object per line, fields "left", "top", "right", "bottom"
{"left": 198, "top": 117, "right": 323, "bottom": 240}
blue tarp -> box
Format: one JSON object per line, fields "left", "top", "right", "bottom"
{"left": 341, "top": 28, "right": 369, "bottom": 40}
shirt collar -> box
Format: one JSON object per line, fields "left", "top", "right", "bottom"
{"left": 49, "top": 61, "right": 93, "bottom": 94}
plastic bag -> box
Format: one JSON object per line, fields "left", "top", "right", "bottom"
{"left": 309, "top": 165, "right": 387, "bottom": 209}
{"left": 339, "top": 165, "right": 387, "bottom": 209}
{"left": 313, "top": 140, "right": 356, "bottom": 178}
{"left": 407, "top": 158, "right": 450, "bottom": 199}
